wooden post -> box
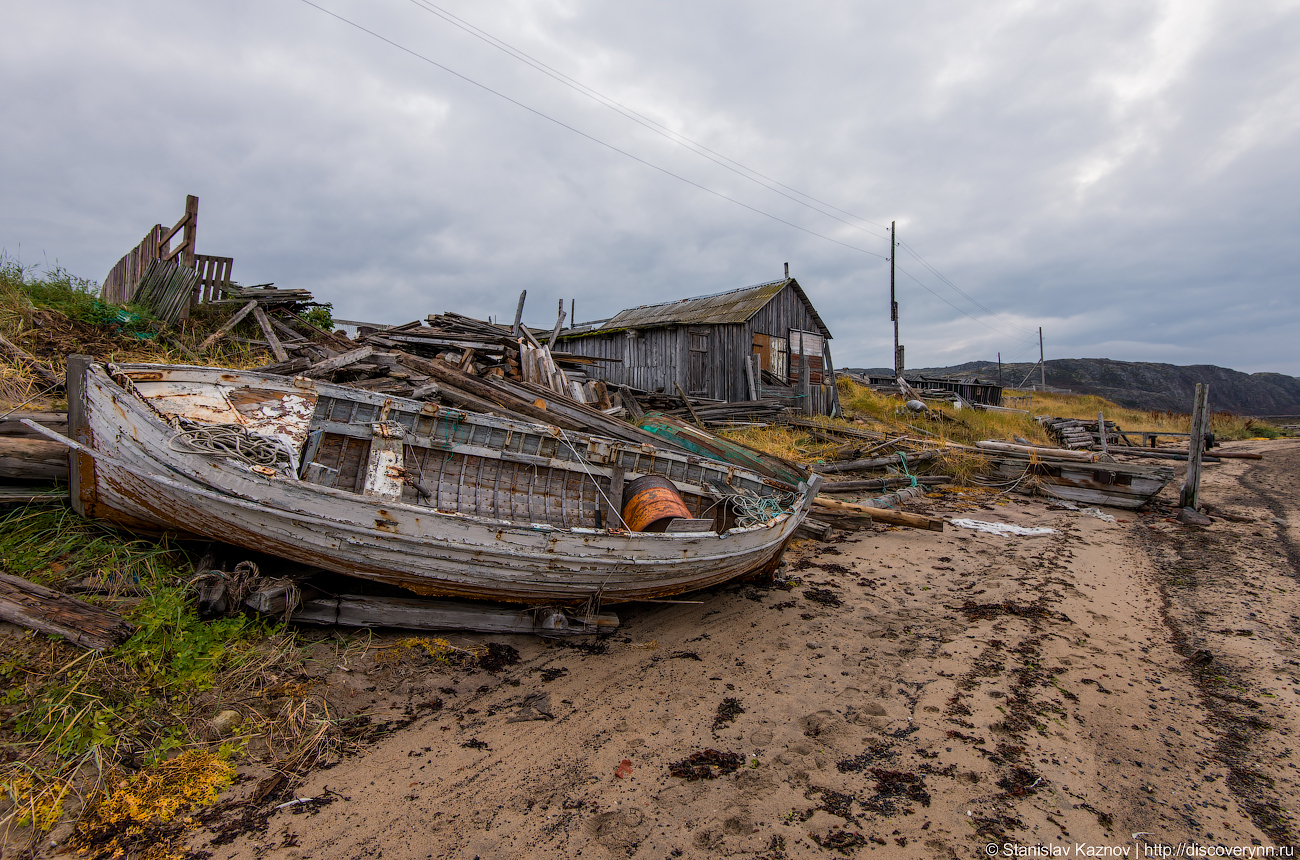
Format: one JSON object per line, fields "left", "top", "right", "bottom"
{"left": 822, "top": 340, "right": 840, "bottom": 417}
{"left": 252, "top": 305, "right": 289, "bottom": 362}
{"left": 1179, "top": 383, "right": 1210, "bottom": 509}
{"left": 799, "top": 332, "right": 812, "bottom": 416}
{"left": 512, "top": 290, "right": 527, "bottom": 339}
{"left": 675, "top": 382, "right": 703, "bottom": 426}
{"left": 751, "top": 354, "right": 762, "bottom": 399}
{"left": 550, "top": 299, "right": 566, "bottom": 345}
{"left": 66, "top": 355, "right": 91, "bottom": 517}
{"left": 1097, "top": 410, "right": 1108, "bottom": 454}
{"left": 1039, "top": 327, "right": 1046, "bottom": 389}
{"left": 182, "top": 195, "right": 198, "bottom": 269}
{"left": 890, "top": 220, "right": 898, "bottom": 378}
{"left": 744, "top": 353, "right": 758, "bottom": 401}
{"left": 607, "top": 465, "right": 626, "bottom": 529}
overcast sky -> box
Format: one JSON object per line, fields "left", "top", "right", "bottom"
{"left": 3, "top": 0, "right": 1298, "bottom": 374}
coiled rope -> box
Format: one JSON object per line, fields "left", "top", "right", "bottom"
{"left": 169, "top": 422, "right": 289, "bottom": 467}
{"left": 732, "top": 491, "right": 797, "bottom": 528}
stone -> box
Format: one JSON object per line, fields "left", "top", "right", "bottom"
{"left": 210, "top": 709, "right": 243, "bottom": 736}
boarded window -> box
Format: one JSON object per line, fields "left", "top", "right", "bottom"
{"left": 687, "top": 329, "right": 709, "bottom": 395}
{"left": 788, "top": 330, "right": 824, "bottom": 384}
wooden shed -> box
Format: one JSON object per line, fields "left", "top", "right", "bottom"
{"left": 555, "top": 277, "right": 839, "bottom": 416}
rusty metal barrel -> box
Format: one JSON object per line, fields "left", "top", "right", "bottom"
{"left": 621, "top": 474, "right": 692, "bottom": 532}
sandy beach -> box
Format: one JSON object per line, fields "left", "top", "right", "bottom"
{"left": 187, "top": 438, "right": 1300, "bottom": 859}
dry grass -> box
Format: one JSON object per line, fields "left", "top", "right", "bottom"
{"left": 1002, "top": 388, "right": 1283, "bottom": 442}
{"left": 0, "top": 259, "right": 274, "bottom": 411}
{"left": 724, "top": 377, "right": 1284, "bottom": 486}
{"left": 717, "top": 425, "right": 841, "bottom": 464}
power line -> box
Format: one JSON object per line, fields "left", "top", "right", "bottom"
{"left": 295, "top": 0, "right": 888, "bottom": 261}
{"left": 898, "top": 240, "right": 1036, "bottom": 336}
{"left": 896, "top": 263, "right": 1037, "bottom": 345}
{"left": 399, "top": 0, "right": 1043, "bottom": 342}
{"left": 402, "top": 0, "right": 895, "bottom": 243}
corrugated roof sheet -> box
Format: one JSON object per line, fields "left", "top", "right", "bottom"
{"left": 565, "top": 278, "right": 831, "bottom": 338}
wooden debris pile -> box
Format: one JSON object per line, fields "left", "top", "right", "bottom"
{"left": 199, "top": 284, "right": 343, "bottom": 367}
{"left": 289, "top": 291, "right": 799, "bottom": 432}
{"left": 1039, "top": 416, "right": 1126, "bottom": 450}
{"left": 783, "top": 418, "right": 951, "bottom": 486}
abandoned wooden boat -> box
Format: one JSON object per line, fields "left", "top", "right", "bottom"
{"left": 53, "top": 357, "right": 820, "bottom": 604}
{"left": 976, "top": 443, "right": 1174, "bottom": 509}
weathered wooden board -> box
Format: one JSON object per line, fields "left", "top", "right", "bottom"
{"left": 288, "top": 595, "right": 618, "bottom": 635}
{"left": 0, "top": 571, "right": 134, "bottom": 650}
{"left": 811, "top": 497, "right": 944, "bottom": 531}
{"left": 0, "top": 438, "right": 69, "bottom": 480}
{"left": 815, "top": 449, "right": 941, "bottom": 475}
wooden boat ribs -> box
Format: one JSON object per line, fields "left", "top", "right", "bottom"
{"left": 298, "top": 390, "right": 731, "bottom": 529}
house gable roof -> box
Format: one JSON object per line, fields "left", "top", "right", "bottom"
{"left": 563, "top": 278, "right": 831, "bottom": 339}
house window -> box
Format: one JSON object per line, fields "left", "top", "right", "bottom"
{"left": 788, "top": 329, "right": 824, "bottom": 384}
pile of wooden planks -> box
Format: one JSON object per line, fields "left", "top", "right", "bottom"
{"left": 131, "top": 259, "right": 202, "bottom": 326}
{"left": 1040, "top": 415, "right": 1128, "bottom": 450}
{"left": 202, "top": 290, "right": 347, "bottom": 367}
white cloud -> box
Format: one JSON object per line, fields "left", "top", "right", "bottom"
{"left": 2, "top": 0, "right": 1297, "bottom": 375}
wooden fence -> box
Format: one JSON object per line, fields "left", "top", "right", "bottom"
{"left": 193, "top": 254, "right": 234, "bottom": 303}
{"left": 100, "top": 195, "right": 233, "bottom": 316}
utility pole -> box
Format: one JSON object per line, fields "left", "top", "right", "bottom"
{"left": 998, "top": 352, "right": 1003, "bottom": 387}
{"left": 890, "top": 221, "right": 899, "bottom": 377}
{"left": 1039, "top": 327, "right": 1046, "bottom": 389}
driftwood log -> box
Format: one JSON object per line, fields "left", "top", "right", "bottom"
{"left": 822, "top": 476, "right": 951, "bottom": 493}
{"left": 811, "top": 497, "right": 944, "bottom": 531}
{"left": 285, "top": 594, "right": 618, "bottom": 635}
{"left": 0, "top": 437, "right": 69, "bottom": 481}
{"left": 974, "top": 441, "right": 1099, "bottom": 462}
{"left": 815, "top": 449, "right": 941, "bottom": 474}
{"left": 304, "top": 345, "right": 375, "bottom": 379}
{"left": 0, "top": 411, "right": 68, "bottom": 438}
{"left": 0, "top": 572, "right": 134, "bottom": 650}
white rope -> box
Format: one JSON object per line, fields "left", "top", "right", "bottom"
{"left": 170, "top": 422, "right": 289, "bottom": 467}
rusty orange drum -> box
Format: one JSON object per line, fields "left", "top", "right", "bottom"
{"left": 621, "top": 474, "right": 692, "bottom": 532}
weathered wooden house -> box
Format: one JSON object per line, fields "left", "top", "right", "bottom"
{"left": 555, "top": 276, "right": 839, "bottom": 416}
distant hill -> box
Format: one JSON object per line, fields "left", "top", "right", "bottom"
{"left": 845, "top": 358, "right": 1300, "bottom": 416}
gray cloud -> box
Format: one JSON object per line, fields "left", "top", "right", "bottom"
{"left": 3, "top": 0, "right": 1297, "bottom": 374}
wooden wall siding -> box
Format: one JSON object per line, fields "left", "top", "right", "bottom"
{"left": 748, "top": 284, "right": 826, "bottom": 343}
{"left": 558, "top": 283, "right": 837, "bottom": 413}
{"left": 101, "top": 225, "right": 165, "bottom": 305}
{"left": 560, "top": 327, "right": 686, "bottom": 394}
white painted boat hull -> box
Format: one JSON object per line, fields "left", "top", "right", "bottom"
{"left": 67, "top": 360, "right": 817, "bottom": 603}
